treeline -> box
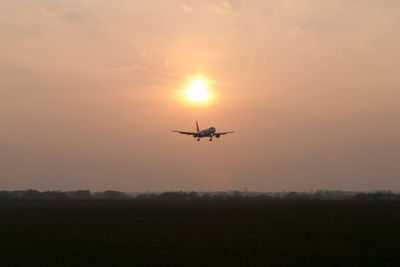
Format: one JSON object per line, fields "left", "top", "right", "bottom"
{"left": 0, "top": 190, "right": 126, "bottom": 200}
{"left": 0, "top": 190, "right": 400, "bottom": 201}
{"left": 137, "top": 191, "right": 400, "bottom": 201}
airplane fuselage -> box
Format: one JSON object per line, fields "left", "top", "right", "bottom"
{"left": 193, "top": 127, "right": 216, "bottom": 138}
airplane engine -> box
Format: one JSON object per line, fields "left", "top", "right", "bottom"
{"left": 215, "top": 134, "right": 221, "bottom": 138}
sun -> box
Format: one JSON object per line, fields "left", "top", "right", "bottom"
{"left": 184, "top": 80, "right": 210, "bottom": 102}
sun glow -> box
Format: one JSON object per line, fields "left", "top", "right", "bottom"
{"left": 184, "top": 80, "right": 210, "bottom": 102}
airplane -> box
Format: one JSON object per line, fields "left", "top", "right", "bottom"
{"left": 172, "top": 121, "right": 234, "bottom": 141}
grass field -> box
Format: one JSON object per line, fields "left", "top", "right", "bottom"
{"left": 1, "top": 200, "right": 399, "bottom": 266}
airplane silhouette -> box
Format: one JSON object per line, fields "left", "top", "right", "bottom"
{"left": 173, "top": 121, "right": 234, "bottom": 141}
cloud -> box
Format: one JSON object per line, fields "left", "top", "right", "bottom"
{"left": 58, "top": 9, "right": 92, "bottom": 24}
{"left": 180, "top": 4, "right": 193, "bottom": 13}
{"left": 212, "top": 0, "right": 235, "bottom": 15}
{"left": 112, "top": 64, "right": 149, "bottom": 73}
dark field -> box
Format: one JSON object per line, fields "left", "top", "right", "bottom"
{"left": 1, "top": 200, "right": 400, "bottom": 266}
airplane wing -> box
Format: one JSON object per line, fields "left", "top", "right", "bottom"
{"left": 172, "top": 130, "right": 196, "bottom": 136}
{"left": 215, "top": 131, "right": 235, "bottom": 135}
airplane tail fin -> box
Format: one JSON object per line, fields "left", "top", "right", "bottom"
{"left": 196, "top": 121, "right": 200, "bottom": 132}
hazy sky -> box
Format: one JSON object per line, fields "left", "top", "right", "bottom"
{"left": 1, "top": 0, "right": 400, "bottom": 191}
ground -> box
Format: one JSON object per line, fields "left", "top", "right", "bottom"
{"left": 1, "top": 200, "right": 399, "bottom": 266}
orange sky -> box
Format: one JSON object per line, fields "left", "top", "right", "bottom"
{"left": 1, "top": 0, "right": 400, "bottom": 191}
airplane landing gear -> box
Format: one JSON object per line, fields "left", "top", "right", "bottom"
{"left": 197, "top": 138, "right": 200, "bottom": 141}
{"left": 209, "top": 138, "right": 213, "bottom": 141}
